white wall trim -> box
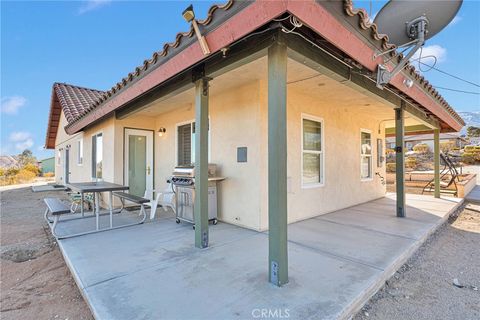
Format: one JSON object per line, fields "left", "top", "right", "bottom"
{"left": 360, "top": 128, "right": 373, "bottom": 182}
{"left": 301, "top": 113, "right": 325, "bottom": 188}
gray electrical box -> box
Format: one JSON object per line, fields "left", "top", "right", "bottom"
{"left": 237, "top": 147, "right": 247, "bottom": 163}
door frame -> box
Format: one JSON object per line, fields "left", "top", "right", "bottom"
{"left": 124, "top": 128, "right": 155, "bottom": 194}
{"left": 64, "top": 146, "right": 70, "bottom": 184}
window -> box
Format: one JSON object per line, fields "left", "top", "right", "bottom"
{"left": 361, "top": 130, "right": 372, "bottom": 180}
{"left": 77, "top": 139, "right": 83, "bottom": 165}
{"left": 92, "top": 133, "right": 103, "bottom": 179}
{"left": 177, "top": 121, "right": 209, "bottom": 166}
{"left": 302, "top": 115, "right": 324, "bottom": 186}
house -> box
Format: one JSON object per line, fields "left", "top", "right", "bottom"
{"left": 39, "top": 157, "right": 55, "bottom": 174}
{"left": 44, "top": 0, "right": 464, "bottom": 286}
{"left": 385, "top": 132, "right": 467, "bottom": 151}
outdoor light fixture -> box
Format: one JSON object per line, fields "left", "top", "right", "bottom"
{"left": 182, "top": 4, "right": 210, "bottom": 55}
{"left": 158, "top": 127, "right": 166, "bottom": 137}
{"left": 403, "top": 78, "right": 414, "bottom": 88}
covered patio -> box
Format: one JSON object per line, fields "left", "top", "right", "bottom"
{"left": 55, "top": 193, "right": 461, "bottom": 319}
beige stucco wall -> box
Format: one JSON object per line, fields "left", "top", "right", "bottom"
{"left": 54, "top": 76, "right": 387, "bottom": 231}
{"left": 259, "top": 81, "right": 386, "bottom": 230}
{"left": 154, "top": 81, "right": 263, "bottom": 230}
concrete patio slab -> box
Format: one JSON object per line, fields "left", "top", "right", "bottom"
{"left": 54, "top": 194, "right": 462, "bottom": 320}
{"left": 465, "top": 185, "right": 480, "bottom": 204}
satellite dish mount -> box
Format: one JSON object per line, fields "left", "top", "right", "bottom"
{"left": 376, "top": 16, "right": 428, "bottom": 89}
{"left": 373, "top": 0, "right": 462, "bottom": 90}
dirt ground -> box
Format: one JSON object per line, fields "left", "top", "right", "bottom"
{"left": 354, "top": 204, "right": 480, "bottom": 320}
{"left": 0, "top": 186, "right": 92, "bottom": 320}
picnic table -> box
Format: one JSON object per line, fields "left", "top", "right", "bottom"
{"left": 67, "top": 181, "right": 129, "bottom": 231}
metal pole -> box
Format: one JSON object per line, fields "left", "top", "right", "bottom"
{"left": 433, "top": 128, "right": 441, "bottom": 198}
{"left": 194, "top": 76, "right": 209, "bottom": 249}
{"left": 109, "top": 191, "right": 113, "bottom": 228}
{"left": 81, "top": 192, "right": 84, "bottom": 217}
{"left": 395, "top": 105, "right": 406, "bottom": 217}
{"left": 268, "top": 32, "right": 288, "bottom": 286}
{"left": 95, "top": 192, "right": 100, "bottom": 230}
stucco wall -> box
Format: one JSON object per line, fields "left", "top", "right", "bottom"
{"left": 54, "top": 112, "right": 115, "bottom": 186}
{"left": 154, "top": 81, "right": 263, "bottom": 230}
{"left": 257, "top": 79, "right": 387, "bottom": 230}
{"left": 54, "top": 78, "right": 387, "bottom": 231}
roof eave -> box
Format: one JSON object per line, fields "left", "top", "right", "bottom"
{"left": 64, "top": 0, "right": 464, "bottom": 134}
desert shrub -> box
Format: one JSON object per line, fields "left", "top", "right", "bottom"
{"left": 413, "top": 143, "right": 430, "bottom": 153}
{"left": 440, "top": 141, "right": 455, "bottom": 153}
{"left": 386, "top": 163, "right": 396, "bottom": 172}
{"left": 464, "top": 145, "right": 476, "bottom": 152}
{"left": 15, "top": 169, "right": 36, "bottom": 183}
{"left": 44, "top": 172, "right": 55, "bottom": 178}
{"left": 23, "top": 163, "right": 40, "bottom": 175}
{"left": 386, "top": 148, "right": 396, "bottom": 156}
{"left": 462, "top": 152, "right": 476, "bottom": 164}
{"left": 405, "top": 157, "right": 417, "bottom": 168}
{"left": 0, "top": 168, "right": 4, "bottom": 177}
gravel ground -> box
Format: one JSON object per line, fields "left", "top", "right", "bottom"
{"left": 0, "top": 186, "right": 92, "bottom": 320}
{"left": 354, "top": 204, "right": 480, "bottom": 320}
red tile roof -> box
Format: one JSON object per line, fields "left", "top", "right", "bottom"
{"left": 45, "top": 83, "right": 104, "bottom": 148}
{"left": 54, "top": 83, "right": 105, "bottom": 124}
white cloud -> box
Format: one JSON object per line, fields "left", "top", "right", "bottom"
{"left": 1, "top": 96, "right": 26, "bottom": 114}
{"left": 449, "top": 15, "right": 462, "bottom": 26}
{"left": 9, "top": 131, "right": 31, "bottom": 142}
{"left": 411, "top": 45, "right": 447, "bottom": 67}
{"left": 9, "top": 131, "right": 34, "bottom": 151}
{"left": 78, "top": 0, "right": 112, "bottom": 15}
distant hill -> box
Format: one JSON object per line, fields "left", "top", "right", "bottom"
{"left": 0, "top": 155, "right": 20, "bottom": 169}
{"left": 457, "top": 111, "right": 480, "bottom": 135}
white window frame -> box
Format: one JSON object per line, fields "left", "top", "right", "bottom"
{"left": 57, "top": 150, "right": 61, "bottom": 166}
{"left": 174, "top": 119, "right": 211, "bottom": 166}
{"left": 360, "top": 128, "right": 373, "bottom": 181}
{"left": 77, "top": 139, "right": 83, "bottom": 165}
{"left": 301, "top": 113, "right": 325, "bottom": 188}
{"left": 91, "top": 132, "right": 103, "bottom": 180}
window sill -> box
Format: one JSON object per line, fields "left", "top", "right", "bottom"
{"left": 361, "top": 178, "right": 373, "bottom": 182}
{"left": 301, "top": 183, "right": 325, "bottom": 189}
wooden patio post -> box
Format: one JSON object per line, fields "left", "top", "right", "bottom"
{"left": 395, "top": 104, "right": 406, "bottom": 217}
{"left": 194, "top": 75, "right": 209, "bottom": 248}
{"left": 433, "top": 128, "right": 441, "bottom": 198}
{"left": 268, "top": 32, "right": 288, "bottom": 286}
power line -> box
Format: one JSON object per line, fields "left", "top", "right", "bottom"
{"left": 433, "top": 86, "right": 480, "bottom": 95}
{"left": 418, "top": 61, "right": 480, "bottom": 88}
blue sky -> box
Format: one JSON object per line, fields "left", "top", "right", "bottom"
{"left": 1, "top": 0, "right": 479, "bottom": 160}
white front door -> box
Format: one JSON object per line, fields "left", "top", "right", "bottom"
{"left": 124, "top": 129, "right": 154, "bottom": 197}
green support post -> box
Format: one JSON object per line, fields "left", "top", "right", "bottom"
{"left": 433, "top": 128, "right": 441, "bottom": 198}
{"left": 395, "top": 105, "right": 406, "bottom": 217}
{"left": 268, "top": 33, "right": 288, "bottom": 286}
{"left": 194, "top": 77, "right": 209, "bottom": 248}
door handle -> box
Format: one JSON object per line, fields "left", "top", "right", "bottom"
{"left": 147, "top": 166, "right": 151, "bottom": 175}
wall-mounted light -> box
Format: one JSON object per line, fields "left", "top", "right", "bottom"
{"left": 182, "top": 4, "right": 210, "bottom": 55}
{"left": 403, "top": 78, "right": 414, "bottom": 88}
{"left": 158, "top": 127, "right": 166, "bottom": 137}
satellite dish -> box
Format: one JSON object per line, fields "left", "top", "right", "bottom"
{"left": 373, "top": 0, "right": 463, "bottom": 88}
{"left": 374, "top": 0, "right": 463, "bottom": 46}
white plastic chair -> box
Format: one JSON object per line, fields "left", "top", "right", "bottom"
{"left": 143, "top": 184, "right": 176, "bottom": 220}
